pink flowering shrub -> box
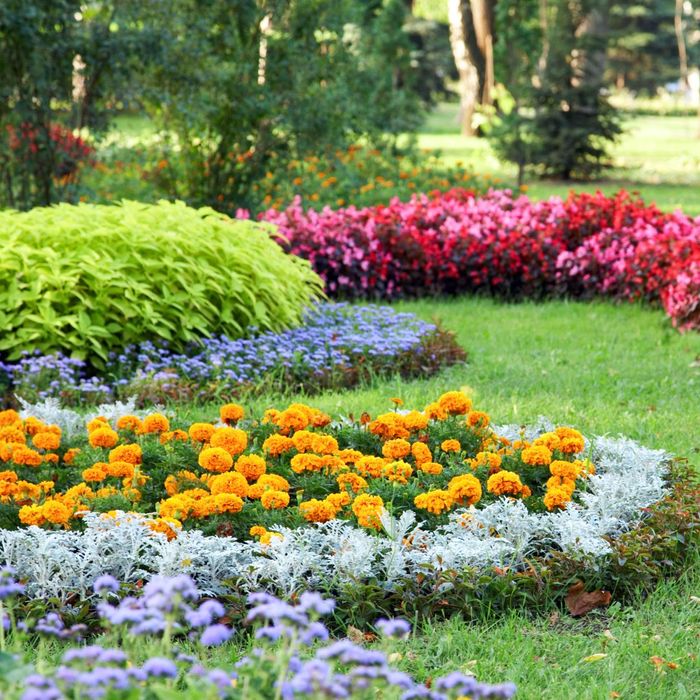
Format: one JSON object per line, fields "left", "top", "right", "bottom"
{"left": 255, "top": 188, "right": 700, "bottom": 332}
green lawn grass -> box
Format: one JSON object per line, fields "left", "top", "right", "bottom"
{"left": 417, "top": 103, "right": 700, "bottom": 215}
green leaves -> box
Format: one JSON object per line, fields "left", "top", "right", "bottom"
{"left": 0, "top": 200, "right": 323, "bottom": 365}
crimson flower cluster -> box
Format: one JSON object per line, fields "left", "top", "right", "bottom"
{"left": 258, "top": 189, "right": 700, "bottom": 332}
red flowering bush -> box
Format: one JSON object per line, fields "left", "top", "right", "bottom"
{"left": 253, "top": 188, "right": 700, "bottom": 332}
{"left": 6, "top": 122, "right": 94, "bottom": 178}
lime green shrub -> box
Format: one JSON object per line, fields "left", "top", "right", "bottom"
{"left": 0, "top": 200, "right": 323, "bottom": 362}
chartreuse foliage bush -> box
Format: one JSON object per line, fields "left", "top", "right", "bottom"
{"left": 0, "top": 200, "right": 323, "bottom": 363}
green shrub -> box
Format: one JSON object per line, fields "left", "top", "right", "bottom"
{"left": 0, "top": 200, "right": 323, "bottom": 363}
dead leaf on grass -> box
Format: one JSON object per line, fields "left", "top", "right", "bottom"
{"left": 566, "top": 581, "right": 612, "bottom": 617}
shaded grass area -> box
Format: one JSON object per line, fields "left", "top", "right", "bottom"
{"left": 416, "top": 103, "right": 700, "bottom": 215}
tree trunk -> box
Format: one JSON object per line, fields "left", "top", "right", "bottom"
{"left": 469, "top": 0, "right": 495, "bottom": 105}
{"left": 675, "top": 0, "right": 689, "bottom": 91}
{"left": 448, "top": 0, "right": 480, "bottom": 135}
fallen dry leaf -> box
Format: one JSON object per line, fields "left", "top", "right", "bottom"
{"left": 649, "top": 656, "right": 680, "bottom": 673}
{"left": 610, "top": 692, "right": 621, "bottom": 698}
{"left": 346, "top": 626, "right": 365, "bottom": 644}
{"left": 582, "top": 653, "right": 608, "bottom": 663}
{"left": 566, "top": 581, "right": 612, "bottom": 617}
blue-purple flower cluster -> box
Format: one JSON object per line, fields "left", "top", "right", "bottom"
{"left": 0, "top": 304, "right": 462, "bottom": 405}
{"left": 0, "top": 568, "right": 516, "bottom": 700}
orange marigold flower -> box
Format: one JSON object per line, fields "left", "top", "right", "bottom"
{"left": 250, "top": 525, "right": 268, "bottom": 537}
{"left": 235, "top": 454, "right": 266, "bottom": 482}
{"left": 148, "top": 516, "right": 181, "bottom": 540}
{"left": 466, "top": 410, "right": 490, "bottom": 428}
{"left": 86, "top": 416, "right": 109, "bottom": 433}
{"left": 262, "top": 434, "right": 295, "bottom": 457}
{"left": 220, "top": 403, "right": 244, "bottom": 425}
{"left": 88, "top": 427, "right": 119, "bottom": 449}
{"left": 382, "top": 460, "right": 413, "bottom": 484}
{"left": 159, "top": 495, "right": 194, "bottom": 521}
{"left": 418, "top": 461, "right": 443, "bottom": 475}
{"left": 198, "top": 447, "right": 234, "bottom": 473}
{"left": 403, "top": 410, "right": 429, "bottom": 432}
{"left": 109, "top": 443, "right": 142, "bottom": 465}
{"left": 291, "top": 430, "right": 316, "bottom": 453}
{"left": 274, "top": 407, "right": 309, "bottom": 433}
{"left": 11, "top": 446, "right": 43, "bottom": 467}
{"left": 258, "top": 473, "right": 291, "bottom": 492}
{"left": 82, "top": 464, "right": 108, "bottom": 482}
{"left": 543, "top": 486, "right": 572, "bottom": 511}
{"left": 337, "top": 472, "right": 368, "bottom": 494}
{"left": 355, "top": 456, "right": 386, "bottom": 479}
{"left": 326, "top": 491, "right": 351, "bottom": 511}
{"left": 311, "top": 434, "right": 339, "bottom": 455}
{"left": 390, "top": 397, "right": 404, "bottom": 406}
{"left": 18, "top": 504, "right": 45, "bottom": 526}
{"left": 382, "top": 438, "right": 411, "bottom": 460}
{"left": 141, "top": 413, "right": 170, "bottom": 434}
{"left": 160, "top": 429, "right": 189, "bottom": 444}
{"left": 351, "top": 493, "right": 384, "bottom": 529}
{"left": 0, "top": 409, "right": 21, "bottom": 427}
{"left": 116, "top": 415, "right": 143, "bottom": 432}
{"left": 414, "top": 490, "right": 453, "bottom": 515}
{"left": 533, "top": 432, "right": 561, "bottom": 452}
{"left": 368, "top": 413, "right": 409, "bottom": 440}
{"left": 299, "top": 498, "right": 336, "bottom": 523}
{"left": 210, "top": 427, "right": 248, "bottom": 456}
{"left": 105, "top": 460, "right": 135, "bottom": 479}
{"left": 41, "top": 499, "right": 72, "bottom": 525}
{"left": 209, "top": 471, "right": 248, "bottom": 497}
{"left": 335, "top": 449, "right": 363, "bottom": 464}
{"left": 188, "top": 422, "right": 216, "bottom": 443}
{"left": 246, "top": 483, "right": 265, "bottom": 499}
{"left": 43, "top": 453, "right": 59, "bottom": 464}
{"left": 260, "top": 490, "right": 290, "bottom": 510}
{"left": 411, "top": 441, "right": 432, "bottom": 465}
{"left": 486, "top": 470, "right": 524, "bottom": 497}
{"left": 63, "top": 448, "right": 81, "bottom": 464}
{"left": 440, "top": 439, "right": 461, "bottom": 453}
{"left": 549, "top": 460, "right": 582, "bottom": 481}
{"left": 521, "top": 444, "right": 552, "bottom": 466}
{"left": 546, "top": 475, "right": 576, "bottom": 494}
{"left": 448, "top": 474, "right": 482, "bottom": 506}
{"left": 424, "top": 402, "right": 448, "bottom": 421}
{"left": 213, "top": 493, "right": 244, "bottom": 514}
{"left": 554, "top": 427, "right": 585, "bottom": 454}
{"left": 32, "top": 431, "right": 61, "bottom": 451}
{"left": 437, "top": 391, "right": 472, "bottom": 415}
{"left": 473, "top": 451, "right": 502, "bottom": 470}
{"left": 22, "top": 416, "right": 45, "bottom": 436}
{"left": 290, "top": 453, "right": 323, "bottom": 474}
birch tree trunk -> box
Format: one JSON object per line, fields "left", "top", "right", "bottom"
{"left": 448, "top": 0, "right": 480, "bottom": 135}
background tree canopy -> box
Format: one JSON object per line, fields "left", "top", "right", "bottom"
{"left": 1, "top": 0, "right": 698, "bottom": 209}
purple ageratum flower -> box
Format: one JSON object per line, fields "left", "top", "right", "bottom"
{"left": 298, "top": 591, "right": 336, "bottom": 616}
{"left": 316, "top": 640, "right": 387, "bottom": 667}
{"left": 246, "top": 599, "right": 309, "bottom": 627}
{"left": 255, "top": 624, "right": 292, "bottom": 642}
{"left": 141, "top": 657, "right": 178, "bottom": 678}
{"left": 376, "top": 618, "right": 411, "bottom": 639}
{"left": 93, "top": 575, "right": 120, "bottom": 595}
{"left": 185, "top": 599, "right": 225, "bottom": 628}
{"left": 200, "top": 623, "right": 234, "bottom": 647}
{"left": 0, "top": 566, "right": 25, "bottom": 599}
{"left": 301, "top": 621, "right": 330, "bottom": 646}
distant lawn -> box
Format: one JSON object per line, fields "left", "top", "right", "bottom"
{"left": 416, "top": 103, "right": 700, "bottom": 214}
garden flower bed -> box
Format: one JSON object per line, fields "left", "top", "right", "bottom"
{"left": 0, "top": 304, "right": 464, "bottom": 405}
{"left": 2, "top": 391, "right": 696, "bottom": 624}
{"left": 257, "top": 188, "right": 700, "bottom": 331}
